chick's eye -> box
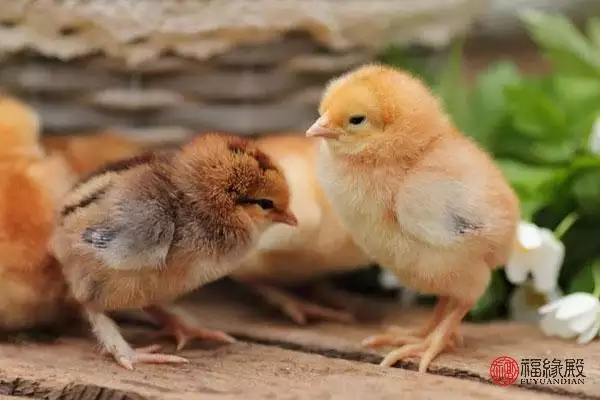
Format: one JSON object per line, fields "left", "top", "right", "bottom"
{"left": 348, "top": 115, "right": 366, "bottom": 126}
{"left": 256, "top": 199, "right": 275, "bottom": 210}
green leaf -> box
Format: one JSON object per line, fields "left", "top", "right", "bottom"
{"left": 587, "top": 17, "right": 600, "bottom": 50}
{"left": 378, "top": 45, "right": 436, "bottom": 86}
{"left": 567, "top": 263, "right": 595, "bottom": 294}
{"left": 496, "top": 159, "right": 566, "bottom": 219}
{"left": 521, "top": 11, "right": 600, "bottom": 80}
{"left": 435, "top": 39, "right": 473, "bottom": 133}
{"left": 557, "top": 219, "right": 600, "bottom": 289}
{"left": 553, "top": 75, "right": 600, "bottom": 109}
{"left": 467, "top": 61, "right": 521, "bottom": 148}
{"left": 571, "top": 155, "right": 600, "bottom": 170}
{"left": 533, "top": 197, "right": 578, "bottom": 230}
{"left": 503, "top": 80, "right": 567, "bottom": 141}
{"left": 572, "top": 169, "right": 600, "bottom": 216}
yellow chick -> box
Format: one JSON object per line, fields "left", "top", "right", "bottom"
{"left": 306, "top": 64, "right": 519, "bottom": 373}
{"left": 0, "top": 96, "right": 76, "bottom": 332}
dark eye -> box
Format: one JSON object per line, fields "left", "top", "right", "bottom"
{"left": 348, "top": 115, "right": 365, "bottom": 125}
{"left": 256, "top": 199, "right": 275, "bottom": 210}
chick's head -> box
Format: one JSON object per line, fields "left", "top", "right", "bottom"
{"left": 177, "top": 133, "right": 297, "bottom": 230}
{"left": 306, "top": 64, "right": 448, "bottom": 154}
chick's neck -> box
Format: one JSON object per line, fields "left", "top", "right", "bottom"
{"left": 328, "top": 125, "right": 445, "bottom": 172}
{"left": 166, "top": 163, "right": 255, "bottom": 256}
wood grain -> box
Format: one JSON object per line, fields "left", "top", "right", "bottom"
{"left": 0, "top": 334, "right": 565, "bottom": 400}
{"left": 175, "top": 282, "right": 600, "bottom": 399}
{"left": 0, "top": 281, "right": 596, "bottom": 399}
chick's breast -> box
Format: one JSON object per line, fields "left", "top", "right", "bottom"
{"left": 233, "top": 136, "right": 370, "bottom": 285}
{"left": 316, "top": 136, "right": 517, "bottom": 304}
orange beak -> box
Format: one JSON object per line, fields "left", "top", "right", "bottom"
{"left": 306, "top": 116, "right": 340, "bottom": 139}
{"left": 271, "top": 209, "right": 298, "bottom": 226}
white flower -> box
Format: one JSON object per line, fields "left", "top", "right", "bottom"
{"left": 538, "top": 293, "right": 600, "bottom": 344}
{"left": 509, "top": 282, "right": 562, "bottom": 324}
{"left": 589, "top": 116, "right": 600, "bottom": 155}
{"left": 504, "top": 221, "right": 564, "bottom": 293}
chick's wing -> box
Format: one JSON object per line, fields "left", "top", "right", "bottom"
{"left": 82, "top": 195, "right": 175, "bottom": 271}
{"left": 394, "top": 173, "right": 485, "bottom": 248}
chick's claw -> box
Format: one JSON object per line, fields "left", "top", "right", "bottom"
{"left": 145, "top": 305, "right": 235, "bottom": 352}
{"left": 100, "top": 343, "right": 188, "bottom": 370}
{"left": 116, "top": 350, "right": 189, "bottom": 371}
{"left": 368, "top": 303, "right": 470, "bottom": 372}
{"left": 361, "top": 332, "right": 422, "bottom": 347}
{"left": 363, "top": 326, "right": 462, "bottom": 349}
{"left": 159, "top": 322, "right": 236, "bottom": 352}
{"left": 380, "top": 333, "right": 457, "bottom": 373}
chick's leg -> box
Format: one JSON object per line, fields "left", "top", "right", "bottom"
{"left": 363, "top": 297, "right": 461, "bottom": 347}
{"left": 309, "top": 281, "right": 368, "bottom": 315}
{"left": 370, "top": 300, "right": 471, "bottom": 373}
{"left": 85, "top": 307, "right": 188, "bottom": 370}
{"left": 144, "top": 305, "right": 235, "bottom": 352}
{"left": 246, "top": 282, "right": 355, "bottom": 325}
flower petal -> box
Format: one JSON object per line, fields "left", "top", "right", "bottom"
{"left": 504, "top": 251, "right": 532, "bottom": 285}
{"left": 538, "top": 297, "right": 564, "bottom": 315}
{"left": 568, "top": 311, "right": 597, "bottom": 334}
{"left": 517, "top": 222, "right": 543, "bottom": 250}
{"left": 577, "top": 317, "right": 600, "bottom": 345}
{"left": 540, "top": 313, "right": 577, "bottom": 339}
{"left": 555, "top": 293, "right": 600, "bottom": 320}
{"left": 540, "top": 313, "right": 560, "bottom": 335}
{"left": 531, "top": 229, "right": 564, "bottom": 293}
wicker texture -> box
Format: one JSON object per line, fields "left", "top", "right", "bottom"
{"left": 0, "top": 0, "right": 486, "bottom": 136}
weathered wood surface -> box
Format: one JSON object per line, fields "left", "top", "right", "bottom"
{"left": 0, "top": 336, "right": 563, "bottom": 400}
{"left": 178, "top": 282, "right": 600, "bottom": 399}
{"left": 0, "top": 281, "right": 598, "bottom": 400}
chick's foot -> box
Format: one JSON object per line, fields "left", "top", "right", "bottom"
{"left": 86, "top": 308, "right": 188, "bottom": 370}
{"left": 145, "top": 305, "right": 235, "bottom": 352}
{"left": 104, "top": 344, "right": 189, "bottom": 371}
{"left": 362, "top": 296, "right": 463, "bottom": 347}
{"left": 364, "top": 301, "right": 469, "bottom": 373}
{"left": 249, "top": 283, "right": 355, "bottom": 325}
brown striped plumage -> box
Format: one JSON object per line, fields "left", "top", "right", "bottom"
{"left": 50, "top": 132, "right": 297, "bottom": 370}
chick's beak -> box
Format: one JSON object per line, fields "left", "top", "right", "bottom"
{"left": 306, "top": 116, "right": 339, "bottom": 139}
{"left": 271, "top": 209, "right": 298, "bottom": 226}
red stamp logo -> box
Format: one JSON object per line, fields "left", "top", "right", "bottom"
{"left": 490, "top": 356, "right": 520, "bottom": 385}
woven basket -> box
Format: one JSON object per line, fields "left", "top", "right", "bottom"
{"left": 0, "top": 0, "right": 488, "bottom": 144}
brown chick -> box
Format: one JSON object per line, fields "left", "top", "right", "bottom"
{"left": 232, "top": 134, "right": 372, "bottom": 325}
{"left": 306, "top": 64, "right": 519, "bottom": 373}
{"left": 50, "top": 133, "right": 297, "bottom": 370}
{"left": 42, "top": 131, "right": 144, "bottom": 177}
{"left": 0, "top": 96, "right": 76, "bottom": 331}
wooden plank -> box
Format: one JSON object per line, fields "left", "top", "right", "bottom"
{"left": 0, "top": 333, "right": 561, "bottom": 400}
{"left": 170, "top": 282, "right": 600, "bottom": 399}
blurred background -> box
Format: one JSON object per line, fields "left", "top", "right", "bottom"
{"left": 0, "top": 0, "right": 597, "bottom": 141}
{"left": 1, "top": 0, "right": 599, "bottom": 329}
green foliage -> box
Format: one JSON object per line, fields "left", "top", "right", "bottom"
{"left": 381, "top": 11, "right": 600, "bottom": 321}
